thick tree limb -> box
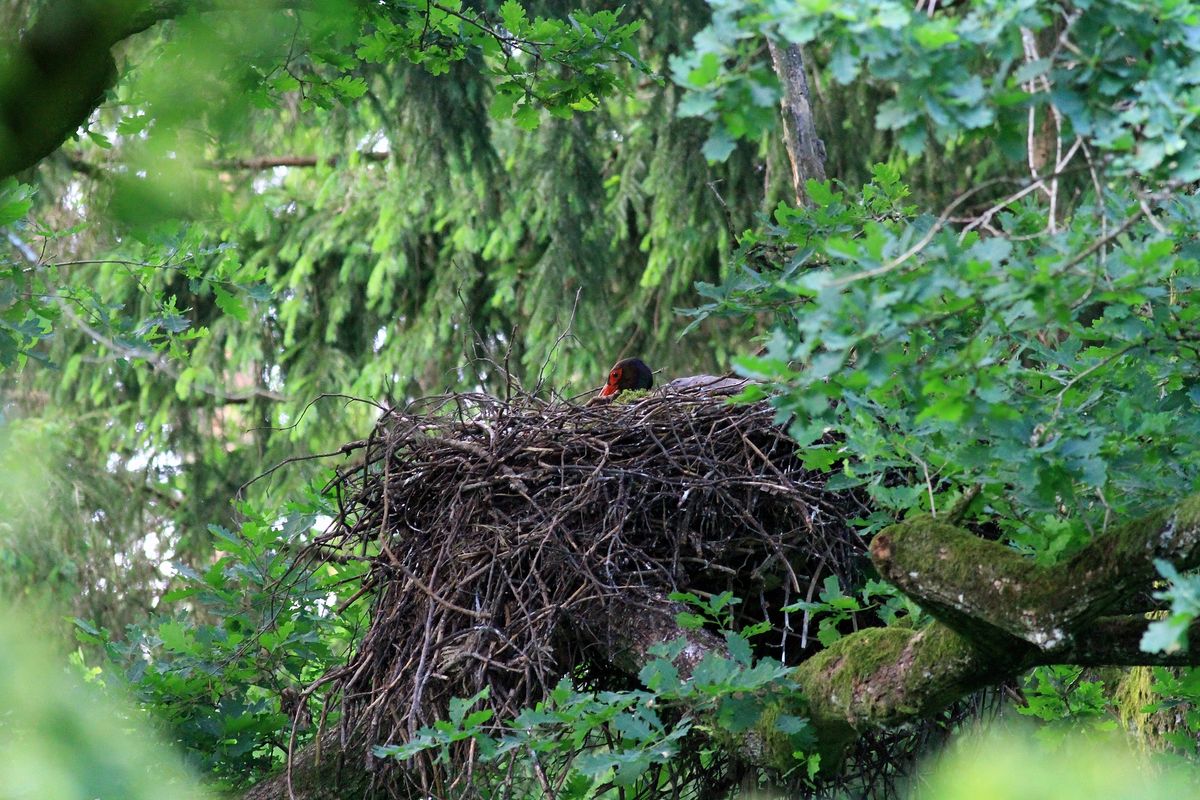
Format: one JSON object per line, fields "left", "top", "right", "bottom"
{"left": 871, "top": 498, "right": 1200, "bottom": 652}
{"left": 0, "top": 0, "right": 255, "bottom": 178}
{"left": 778, "top": 497, "right": 1200, "bottom": 753}
{"left": 3, "top": 1, "right": 119, "bottom": 178}
{"left": 791, "top": 624, "right": 1008, "bottom": 755}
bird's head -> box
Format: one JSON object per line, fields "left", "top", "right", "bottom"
{"left": 598, "top": 357, "right": 653, "bottom": 398}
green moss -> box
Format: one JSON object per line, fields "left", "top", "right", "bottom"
{"left": 754, "top": 694, "right": 815, "bottom": 772}
{"left": 1101, "top": 507, "right": 1170, "bottom": 563}
{"left": 875, "top": 517, "right": 1043, "bottom": 637}
{"left": 790, "top": 627, "right": 915, "bottom": 759}
{"left": 877, "top": 516, "right": 1035, "bottom": 596}
{"left": 901, "top": 627, "right": 985, "bottom": 715}
{"left": 1174, "top": 494, "right": 1200, "bottom": 533}
{"left": 1112, "top": 667, "right": 1155, "bottom": 747}
{"left": 613, "top": 388, "right": 651, "bottom": 404}
{"left": 798, "top": 628, "right": 910, "bottom": 703}
{"left": 790, "top": 623, "right": 990, "bottom": 763}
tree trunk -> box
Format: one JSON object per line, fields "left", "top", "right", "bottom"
{"left": 766, "top": 39, "right": 827, "bottom": 205}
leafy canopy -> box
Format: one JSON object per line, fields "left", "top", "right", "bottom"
{"left": 6, "top": 0, "right": 1200, "bottom": 795}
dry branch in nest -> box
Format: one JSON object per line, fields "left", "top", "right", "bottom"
{"left": 302, "top": 388, "right": 871, "bottom": 795}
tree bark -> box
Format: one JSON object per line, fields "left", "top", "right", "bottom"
{"left": 766, "top": 39, "right": 826, "bottom": 206}
{"left": 784, "top": 496, "right": 1200, "bottom": 753}
{"left": 0, "top": 0, "right": 239, "bottom": 178}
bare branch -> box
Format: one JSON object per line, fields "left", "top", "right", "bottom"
{"left": 209, "top": 152, "right": 391, "bottom": 170}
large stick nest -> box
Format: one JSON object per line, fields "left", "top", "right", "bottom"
{"left": 306, "top": 388, "right": 871, "bottom": 794}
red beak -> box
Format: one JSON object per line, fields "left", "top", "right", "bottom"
{"left": 599, "top": 382, "right": 618, "bottom": 397}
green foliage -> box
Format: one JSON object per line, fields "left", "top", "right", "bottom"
{"left": 676, "top": 0, "right": 1200, "bottom": 183}
{"left": 0, "top": 181, "right": 257, "bottom": 381}
{"left": 1018, "top": 666, "right": 1111, "bottom": 726}
{"left": 375, "top": 610, "right": 818, "bottom": 793}
{"left": 692, "top": 165, "right": 1200, "bottom": 551}
{"left": 669, "top": 589, "right": 747, "bottom": 631}
{"left": 784, "top": 576, "right": 925, "bottom": 646}
{"left": 921, "top": 724, "right": 1200, "bottom": 800}
{"left": 0, "top": 408, "right": 178, "bottom": 629}
{"left": 73, "top": 488, "right": 368, "bottom": 788}
{"left": 1141, "top": 560, "right": 1200, "bottom": 655}
{"left": 344, "top": 0, "right": 647, "bottom": 128}
{"left": 0, "top": 179, "right": 60, "bottom": 367}
{"left": 0, "top": 610, "right": 211, "bottom": 800}
{"left": 376, "top": 679, "right": 697, "bottom": 791}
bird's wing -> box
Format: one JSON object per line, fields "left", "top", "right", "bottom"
{"left": 663, "top": 375, "right": 753, "bottom": 395}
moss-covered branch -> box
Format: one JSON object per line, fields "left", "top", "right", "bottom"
{"left": 789, "top": 625, "right": 1013, "bottom": 752}
{"left": 870, "top": 496, "right": 1200, "bottom": 651}
{"left": 762, "top": 495, "right": 1200, "bottom": 760}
